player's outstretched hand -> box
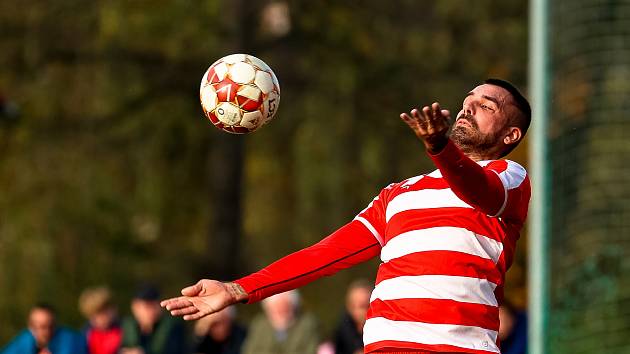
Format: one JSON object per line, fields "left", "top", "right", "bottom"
{"left": 160, "top": 279, "right": 248, "bottom": 321}
{"left": 400, "top": 102, "right": 451, "bottom": 154}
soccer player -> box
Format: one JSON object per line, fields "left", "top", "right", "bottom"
{"left": 161, "top": 79, "right": 531, "bottom": 354}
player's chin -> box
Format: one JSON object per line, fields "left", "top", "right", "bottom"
{"left": 450, "top": 126, "right": 467, "bottom": 139}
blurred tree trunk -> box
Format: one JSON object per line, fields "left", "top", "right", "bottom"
{"left": 205, "top": 0, "right": 259, "bottom": 280}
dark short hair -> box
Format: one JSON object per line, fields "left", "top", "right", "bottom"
{"left": 484, "top": 78, "right": 531, "bottom": 135}
{"left": 32, "top": 302, "right": 56, "bottom": 315}
{"left": 134, "top": 283, "right": 161, "bottom": 301}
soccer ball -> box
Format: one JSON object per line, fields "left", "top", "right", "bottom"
{"left": 199, "top": 54, "right": 281, "bottom": 134}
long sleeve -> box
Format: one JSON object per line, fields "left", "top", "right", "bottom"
{"left": 235, "top": 220, "right": 381, "bottom": 303}
{"left": 429, "top": 140, "right": 511, "bottom": 217}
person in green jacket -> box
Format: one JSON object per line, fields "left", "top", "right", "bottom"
{"left": 120, "top": 285, "right": 187, "bottom": 354}
{"left": 242, "top": 290, "right": 319, "bottom": 354}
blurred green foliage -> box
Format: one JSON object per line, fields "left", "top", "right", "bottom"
{"left": 547, "top": 1, "right": 630, "bottom": 353}
{"left": 0, "top": 0, "right": 528, "bottom": 342}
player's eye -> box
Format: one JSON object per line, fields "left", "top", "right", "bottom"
{"left": 481, "top": 104, "right": 494, "bottom": 112}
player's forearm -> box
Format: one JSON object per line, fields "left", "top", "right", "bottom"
{"left": 234, "top": 221, "right": 380, "bottom": 303}
{"left": 428, "top": 139, "right": 505, "bottom": 215}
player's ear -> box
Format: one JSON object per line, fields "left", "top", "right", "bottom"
{"left": 503, "top": 127, "right": 522, "bottom": 146}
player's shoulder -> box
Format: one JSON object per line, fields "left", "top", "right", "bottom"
{"left": 483, "top": 159, "right": 528, "bottom": 175}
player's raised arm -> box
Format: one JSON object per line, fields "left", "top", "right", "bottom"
{"left": 400, "top": 102, "right": 507, "bottom": 216}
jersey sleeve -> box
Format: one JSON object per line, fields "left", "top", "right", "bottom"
{"left": 234, "top": 186, "right": 394, "bottom": 303}
{"left": 234, "top": 220, "right": 382, "bottom": 303}
{"left": 429, "top": 139, "right": 530, "bottom": 220}
{"left": 484, "top": 159, "right": 531, "bottom": 222}
{"left": 352, "top": 183, "right": 395, "bottom": 246}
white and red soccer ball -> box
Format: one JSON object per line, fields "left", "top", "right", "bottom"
{"left": 200, "top": 54, "right": 280, "bottom": 134}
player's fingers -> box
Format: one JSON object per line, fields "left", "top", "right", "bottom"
{"left": 411, "top": 108, "right": 428, "bottom": 135}
{"left": 183, "top": 311, "right": 208, "bottom": 321}
{"left": 160, "top": 297, "right": 180, "bottom": 308}
{"left": 432, "top": 102, "right": 445, "bottom": 123}
{"left": 161, "top": 297, "right": 193, "bottom": 311}
{"left": 431, "top": 102, "right": 441, "bottom": 115}
{"left": 181, "top": 283, "right": 202, "bottom": 296}
{"left": 421, "top": 106, "right": 433, "bottom": 130}
{"left": 400, "top": 112, "right": 415, "bottom": 126}
{"left": 440, "top": 109, "right": 451, "bottom": 129}
{"left": 411, "top": 108, "right": 424, "bottom": 121}
{"left": 170, "top": 306, "right": 199, "bottom": 317}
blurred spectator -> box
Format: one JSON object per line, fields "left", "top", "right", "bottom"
{"left": 193, "top": 306, "right": 246, "bottom": 354}
{"left": 498, "top": 301, "right": 527, "bottom": 354}
{"left": 1, "top": 303, "right": 87, "bottom": 354}
{"left": 120, "top": 284, "right": 187, "bottom": 354}
{"left": 78, "top": 286, "right": 122, "bottom": 354}
{"left": 242, "top": 290, "right": 318, "bottom": 354}
{"left": 333, "top": 279, "right": 372, "bottom": 354}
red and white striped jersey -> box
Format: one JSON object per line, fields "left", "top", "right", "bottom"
{"left": 356, "top": 158, "right": 530, "bottom": 354}
{"left": 235, "top": 140, "right": 530, "bottom": 354}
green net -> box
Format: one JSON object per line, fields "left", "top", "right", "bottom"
{"left": 547, "top": 0, "right": 630, "bottom": 352}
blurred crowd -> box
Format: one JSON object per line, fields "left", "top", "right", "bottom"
{"left": 0, "top": 281, "right": 526, "bottom": 354}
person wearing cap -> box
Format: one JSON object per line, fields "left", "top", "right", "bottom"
{"left": 120, "top": 285, "right": 187, "bottom": 354}
{"left": 78, "top": 286, "right": 122, "bottom": 354}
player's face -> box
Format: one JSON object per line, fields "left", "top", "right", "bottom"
{"left": 451, "top": 84, "right": 514, "bottom": 153}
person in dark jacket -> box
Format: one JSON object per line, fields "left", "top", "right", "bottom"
{"left": 333, "top": 280, "right": 372, "bottom": 354}
{"left": 498, "top": 301, "right": 527, "bottom": 354}
{"left": 193, "top": 306, "right": 246, "bottom": 354}
{"left": 120, "top": 285, "right": 187, "bottom": 354}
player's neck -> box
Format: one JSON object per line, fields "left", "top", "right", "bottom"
{"left": 463, "top": 152, "right": 486, "bottom": 161}
{"left": 459, "top": 145, "right": 502, "bottom": 162}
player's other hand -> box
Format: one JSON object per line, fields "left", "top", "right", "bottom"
{"left": 400, "top": 102, "right": 451, "bottom": 154}
{"left": 160, "top": 280, "right": 248, "bottom": 321}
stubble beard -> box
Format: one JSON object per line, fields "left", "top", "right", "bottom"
{"left": 450, "top": 117, "right": 502, "bottom": 157}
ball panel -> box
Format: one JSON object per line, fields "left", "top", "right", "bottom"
{"left": 208, "top": 62, "right": 229, "bottom": 83}
{"left": 237, "top": 85, "right": 262, "bottom": 111}
{"left": 207, "top": 111, "right": 220, "bottom": 125}
{"left": 269, "top": 70, "right": 281, "bottom": 94}
{"left": 214, "top": 102, "right": 242, "bottom": 126}
{"left": 222, "top": 54, "right": 247, "bottom": 64}
{"left": 229, "top": 125, "right": 252, "bottom": 134}
{"left": 229, "top": 62, "right": 256, "bottom": 84}
{"left": 254, "top": 71, "right": 274, "bottom": 94}
{"left": 246, "top": 55, "right": 272, "bottom": 71}
{"left": 241, "top": 111, "right": 263, "bottom": 129}
{"left": 213, "top": 78, "right": 239, "bottom": 102}
{"left": 262, "top": 91, "right": 280, "bottom": 124}
{"left": 200, "top": 85, "right": 218, "bottom": 112}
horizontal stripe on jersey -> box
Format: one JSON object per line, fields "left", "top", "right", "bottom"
{"left": 370, "top": 275, "right": 498, "bottom": 306}
{"left": 363, "top": 317, "right": 499, "bottom": 353}
{"left": 375, "top": 251, "right": 502, "bottom": 286}
{"left": 386, "top": 208, "right": 509, "bottom": 245}
{"left": 368, "top": 298, "right": 499, "bottom": 330}
{"left": 386, "top": 189, "right": 473, "bottom": 222}
{"left": 380, "top": 227, "right": 503, "bottom": 264}
{"left": 366, "top": 340, "right": 499, "bottom": 354}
